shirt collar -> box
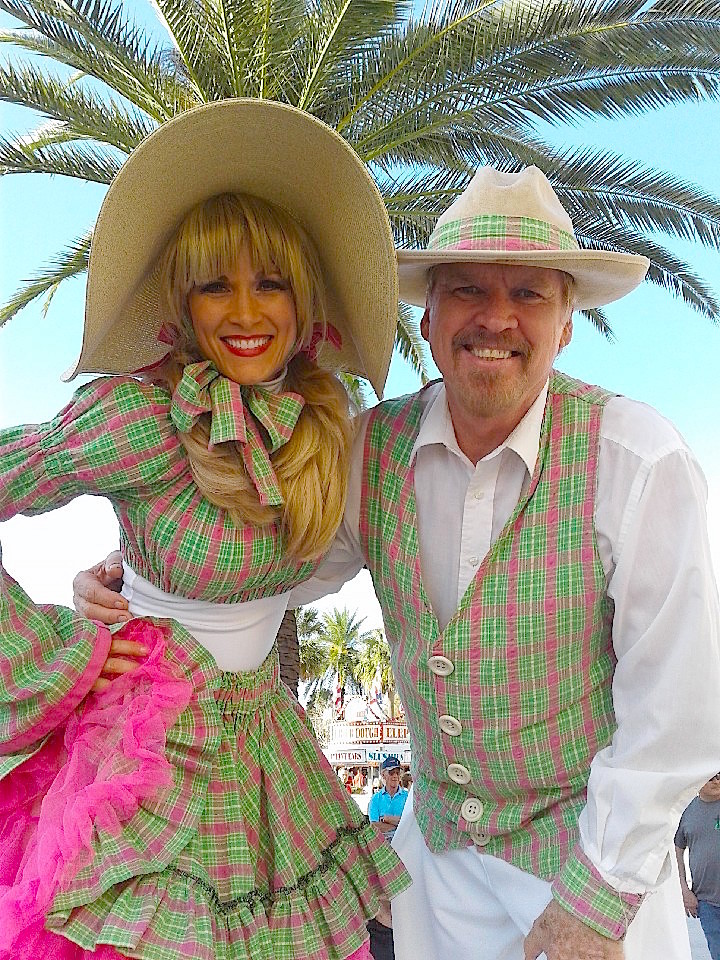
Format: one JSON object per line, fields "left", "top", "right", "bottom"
{"left": 410, "top": 380, "right": 549, "bottom": 476}
{"left": 381, "top": 786, "right": 405, "bottom": 797}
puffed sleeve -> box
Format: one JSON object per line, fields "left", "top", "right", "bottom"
{"left": 0, "top": 542, "right": 112, "bottom": 756}
{"left": 0, "top": 376, "right": 177, "bottom": 520}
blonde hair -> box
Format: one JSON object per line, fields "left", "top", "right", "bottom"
{"left": 153, "top": 193, "right": 353, "bottom": 562}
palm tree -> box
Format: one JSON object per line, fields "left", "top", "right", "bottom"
{"left": 3, "top": 0, "right": 720, "bottom": 342}
{"left": 357, "top": 628, "right": 401, "bottom": 719}
{"left": 276, "top": 609, "right": 302, "bottom": 696}
{"left": 297, "top": 605, "right": 328, "bottom": 683}
{"left": 301, "top": 606, "right": 370, "bottom": 702}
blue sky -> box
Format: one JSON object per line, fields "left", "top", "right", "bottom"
{"left": 1, "top": 4, "right": 719, "bottom": 616}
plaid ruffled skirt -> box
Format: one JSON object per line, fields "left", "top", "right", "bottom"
{"left": 0, "top": 618, "right": 410, "bottom": 960}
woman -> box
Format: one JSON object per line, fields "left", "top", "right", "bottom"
{"left": 0, "top": 99, "right": 408, "bottom": 960}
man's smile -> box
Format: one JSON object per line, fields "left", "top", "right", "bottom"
{"left": 466, "top": 347, "right": 516, "bottom": 360}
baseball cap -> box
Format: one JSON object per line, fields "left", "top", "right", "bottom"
{"left": 381, "top": 756, "right": 401, "bottom": 771}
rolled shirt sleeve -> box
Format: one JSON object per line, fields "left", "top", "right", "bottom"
{"left": 552, "top": 399, "right": 720, "bottom": 935}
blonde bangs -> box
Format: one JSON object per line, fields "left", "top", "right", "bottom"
{"left": 160, "top": 193, "right": 327, "bottom": 346}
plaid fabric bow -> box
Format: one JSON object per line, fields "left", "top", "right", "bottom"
{"left": 170, "top": 360, "right": 305, "bottom": 507}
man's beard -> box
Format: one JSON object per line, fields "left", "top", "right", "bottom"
{"left": 450, "top": 331, "right": 532, "bottom": 418}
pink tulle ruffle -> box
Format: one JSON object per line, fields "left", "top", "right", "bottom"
{"left": 0, "top": 919, "right": 124, "bottom": 959}
{"left": 349, "top": 942, "right": 373, "bottom": 960}
{"left": 0, "top": 620, "right": 192, "bottom": 952}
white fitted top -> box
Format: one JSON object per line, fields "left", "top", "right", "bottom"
{"left": 121, "top": 562, "right": 290, "bottom": 671}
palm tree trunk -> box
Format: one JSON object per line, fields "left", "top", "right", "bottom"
{"left": 389, "top": 689, "right": 397, "bottom": 719}
{"left": 277, "top": 608, "right": 300, "bottom": 697}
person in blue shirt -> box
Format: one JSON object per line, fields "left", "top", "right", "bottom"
{"left": 368, "top": 757, "right": 409, "bottom": 842}
{"left": 367, "top": 757, "right": 410, "bottom": 960}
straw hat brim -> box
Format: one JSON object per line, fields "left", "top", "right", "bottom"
{"left": 397, "top": 248, "right": 649, "bottom": 310}
{"left": 65, "top": 99, "right": 398, "bottom": 397}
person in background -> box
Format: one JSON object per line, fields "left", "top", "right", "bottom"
{"left": 675, "top": 774, "right": 720, "bottom": 959}
{"left": 368, "top": 757, "right": 410, "bottom": 842}
{"left": 367, "top": 757, "right": 410, "bottom": 960}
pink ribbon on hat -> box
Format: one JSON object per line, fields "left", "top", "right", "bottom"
{"left": 131, "top": 324, "right": 181, "bottom": 375}
{"left": 296, "top": 322, "right": 343, "bottom": 363}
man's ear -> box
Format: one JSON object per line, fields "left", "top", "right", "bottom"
{"left": 420, "top": 309, "right": 430, "bottom": 343}
{"left": 559, "top": 314, "right": 573, "bottom": 349}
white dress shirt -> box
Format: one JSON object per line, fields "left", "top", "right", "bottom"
{"left": 293, "top": 379, "right": 720, "bottom": 896}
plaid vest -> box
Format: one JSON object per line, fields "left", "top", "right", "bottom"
{"left": 359, "top": 371, "right": 616, "bottom": 880}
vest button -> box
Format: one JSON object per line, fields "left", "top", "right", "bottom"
{"left": 460, "top": 797, "right": 484, "bottom": 822}
{"left": 471, "top": 828, "right": 492, "bottom": 847}
{"left": 428, "top": 655, "right": 454, "bottom": 677}
{"left": 447, "top": 763, "right": 471, "bottom": 785}
{"left": 439, "top": 715, "right": 462, "bottom": 736}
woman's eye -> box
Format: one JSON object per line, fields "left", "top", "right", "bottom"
{"left": 199, "top": 280, "right": 227, "bottom": 294}
{"left": 258, "top": 276, "right": 288, "bottom": 291}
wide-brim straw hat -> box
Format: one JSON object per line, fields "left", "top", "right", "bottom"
{"left": 397, "top": 166, "right": 649, "bottom": 310}
{"left": 65, "top": 99, "right": 398, "bottom": 397}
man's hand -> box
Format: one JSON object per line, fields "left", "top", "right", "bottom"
{"left": 524, "top": 900, "right": 624, "bottom": 960}
{"left": 73, "top": 550, "right": 131, "bottom": 625}
{"left": 377, "top": 815, "right": 400, "bottom": 834}
{"left": 681, "top": 886, "right": 698, "bottom": 917}
{"left": 91, "top": 635, "right": 149, "bottom": 692}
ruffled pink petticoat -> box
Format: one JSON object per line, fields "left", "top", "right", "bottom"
{"left": 0, "top": 622, "right": 191, "bottom": 958}
{"left": 0, "top": 618, "right": 395, "bottom": 959}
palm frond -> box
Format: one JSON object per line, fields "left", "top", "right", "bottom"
{"left": 396, "top": 303, "right": 432, "bottom": 382}
{"left": 297, "top": 0, "right": 405, "bottom": 112}
{"left": 0, "top": 59, "right": 156, "bottom": 150}
{"left": 0, "top": 0, "right": 178, "bottom": 118}
{"left": 0, "top": 231, "right": 91, "bottom": 327}
{"left": 0, "top": 132, "right": 122, "bottom": 181}
{"left": 579, "top": 224, "right": 720, "bottom": 320}
{"left": 338, "top": 371, "right": 371, "bottom": 410}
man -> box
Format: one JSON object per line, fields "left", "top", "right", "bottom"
{"left": 75, "top": 166, "right": 720, "bottom": 959}
{"left": 367, "top": 756, "right": 410, "bottom": 960}
{"left": 675, "top": 774, "right": 720, "bottom": 959}
{"left": 368, "top": 757, "right": 410, "bottom": 842}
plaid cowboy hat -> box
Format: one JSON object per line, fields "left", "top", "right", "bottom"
{"left": 397, "top": 166, "right": 649, "bottom": 310}
{"left": 65, "top": 99, "right": 398, "bottom": 397}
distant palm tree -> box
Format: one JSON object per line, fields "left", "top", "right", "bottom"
{"left": 3, "top": 0, "right": 720, "bottom": 341}
{"left": 301, "top": 606, "right": 370, "bottom": 702}
{"left": 357, "top": 628, "right": 400, "bottom": 719}
{"left": 297, "top": 605, "right": 328, "bottom": 683}
{"left": 320, "top": 607, "right": 368, "bottom": 697}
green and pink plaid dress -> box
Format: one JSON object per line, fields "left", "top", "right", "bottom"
{"left": 0, "top": 373, "right": 409, "bottom": 960}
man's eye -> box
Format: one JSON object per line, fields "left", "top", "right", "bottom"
{"left": 517, "top": 288, "right": 542, "bottom": 299}
{"left": 454, "top": 286, "right": 482, "bottom": 296}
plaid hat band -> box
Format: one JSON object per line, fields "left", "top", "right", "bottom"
{"left": 397, "top": 166, "right": 649, "bottom": 309}
{"left": 429, "top": 215, "right": 579, "bottom": 255}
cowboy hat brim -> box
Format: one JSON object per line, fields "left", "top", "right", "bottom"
{"left": 397, "top": 248, "right": 649, "bottom": 310}
{"left": 64, "top": 99, "right": 398, "bottom": 397}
